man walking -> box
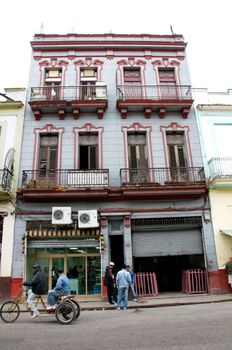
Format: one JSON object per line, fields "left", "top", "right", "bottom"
{"left": 104, "top": 262, "right": 117, "bottom": 305}
{"left": 116, "top": 264, "right": 131, "bottom": 310}
{"left": 23, "top": 264, "right": 45, "bottom": 318}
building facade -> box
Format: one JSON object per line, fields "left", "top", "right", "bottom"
{"left": 193, "top": 88, "right": 232, "bottom": 292}
{"left": 12, "top": 34, "right": 218, "bottom": 297}
{"left": 0, "top": 88, "right": 25, "bottom": 298}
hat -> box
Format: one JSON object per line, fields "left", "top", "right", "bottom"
{"left": 32, "top": 264, "right": 41, "bottom": 269}
{"left": 109, "top": 262, "right": 114, "bottom": 266}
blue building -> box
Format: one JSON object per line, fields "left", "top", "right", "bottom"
{"left": 12, "top": 33, "right": 218, "bottom": 297}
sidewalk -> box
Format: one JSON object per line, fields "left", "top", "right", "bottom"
{"left": 1, "top": 292, "right": 232, "bottom": 312}
{"left": 79, "top": 292, "right": 232, "bottom": 311}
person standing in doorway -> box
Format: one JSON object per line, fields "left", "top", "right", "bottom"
{"left": 116, "top": 264, "right": 131, "bottom": 310}
{"left": 23, "top": 264, "right": 45, "bottom": 318}
{"left": 104, "top": 262, "right": 117, "bottom": 305}
{"left": 126, "top": 265, "right": 138, "bottom": 301}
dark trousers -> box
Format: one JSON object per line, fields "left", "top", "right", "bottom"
{"left": 107, "top": 285, "right": 117, "bottom": 303}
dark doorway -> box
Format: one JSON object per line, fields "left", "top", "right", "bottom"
{"left": 110, "top": 235, "right": 124, "bottom": 273}
{"left": 134, "top": 254, "right": 204, "bottom": 292}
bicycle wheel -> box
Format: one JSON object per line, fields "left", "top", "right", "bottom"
{"left": 55, "top": 301, "right": 76, "bottom": 325}
{"left": 70, "top": 300, "right": 81, "bottom": 319}
{"left": 0, "top": 301, "right": 20, "bottom": 323}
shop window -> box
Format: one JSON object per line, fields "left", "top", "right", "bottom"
{"left": 79, "top": 133, "right": 98, "bottom": 169}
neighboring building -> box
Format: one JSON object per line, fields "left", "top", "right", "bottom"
{"left": 193, "top": 88, "right": 232, "bottom": 292}
{"left": 12, "top": 33, "right": 218, "bottom": 297}
{"left": 0, "top": 88, "right": 25, "bottom": 298}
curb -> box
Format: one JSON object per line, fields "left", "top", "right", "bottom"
{"left": 81, "top": 298, "right": 232, "bottom": 311}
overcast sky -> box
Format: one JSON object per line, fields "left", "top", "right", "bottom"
{"left": 0, "top": 0, "right": 231, "bottom": 92}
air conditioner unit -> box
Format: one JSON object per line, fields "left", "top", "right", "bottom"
{"left": 78, "top": 210, "right": 99, "bottom": 228}
{"left": 52, "top": 207, "right": 73, "bottom": 225}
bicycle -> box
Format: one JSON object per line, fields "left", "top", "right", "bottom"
{"left": 0, "top": 288, "right": 81, "bottom": 325}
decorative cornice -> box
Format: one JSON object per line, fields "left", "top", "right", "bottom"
{"left": 117, "top": 57, "right": 146, "bottom": 67}
{"left": 151, "top": 58, "right": 180, "bottom": 67}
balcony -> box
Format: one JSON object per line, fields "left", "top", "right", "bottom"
{"left": 18, "top": 169, "right": 109, "bottom": 201}
{"left": 29, "top": 85, "right": 108, "bottom": 120}
{"left": 116, "top": 84, "right": 193, "bottom": 118}
{"left": 120, "top": 167, "right": 206, "bottom": 199}
{"left": 0, "top": 167, "right": 13, "bottom": 201}
{"left": 207, "top": 157, "right": 232, "bottom": 188}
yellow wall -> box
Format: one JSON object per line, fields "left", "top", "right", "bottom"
{"left": 209, "top": 189, "right": 232, "bottom": 269}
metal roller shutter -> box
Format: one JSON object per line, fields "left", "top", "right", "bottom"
{"left": 132, "top": 229, "right": 203, "bottom": 257}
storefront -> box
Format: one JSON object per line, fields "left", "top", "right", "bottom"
{"left": 132, "top": 217, "right": 205, "bottom": 291}
{"left": 23, "top": 228, "right": 103, "bottom": 295}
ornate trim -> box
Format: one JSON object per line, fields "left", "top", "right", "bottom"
{"left": 73, "top": 123, "right": 104, "bottom": 169}
{"left": 160, "top": 122, "right": 193, "bottom": 168}
{"left": 152, "top": 57, "right": 181, "bottom": 85}
{"left": 32, "top": 124, "right": 64, "bottom": 174}
{"left": 38, "top": 58, "right": 69, "bottom": 87}
{"left": 121, "top": 122, "right": 154, "bottom": 172}
{"left": 74, "top": 57, "right": 104, "bottom": 84}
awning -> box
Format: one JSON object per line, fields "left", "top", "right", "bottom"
{"left": 220, "top": 229, "right": 232, "bottom": 237}
{"left": 22, "top": 229, "right": 104, "bottom": 254}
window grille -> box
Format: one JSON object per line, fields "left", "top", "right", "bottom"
{"left": 132, "top": 217, "right": 202, "bottom": 231}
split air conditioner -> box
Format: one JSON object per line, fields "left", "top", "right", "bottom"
{"left": 78, "top": 210, "right": 99, "bottom": 228}
{"left": 52, "top": 207, "right": 73, "bottom": 225}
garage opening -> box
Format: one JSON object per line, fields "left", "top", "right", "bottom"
{"left": 134, "top": 254, "right": 205, "bottom": 292}
{"left": 132, "top": 217, "right": 205, "bottom": 292}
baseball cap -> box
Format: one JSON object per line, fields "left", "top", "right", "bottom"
{"left": 109, "top": 262, "right": 114, "bottom": 266}
{"left": 32, "top": 264, "right": 41, "bottom": 269}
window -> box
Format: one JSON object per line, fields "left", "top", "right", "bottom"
{"left": 79, "top": 133, "right": 98, "bottom": 169}
{"left": 44, "top": 68, "right": 62, "bottom": 99}
{"left": 80, "top": 68, "right": 97, "bottom": 100}
{"left": 38, "top": 134, "right": 58, "bottom": 176}
{"left": 123, "top": 68, "right": 142, "bottom": 98}
{"left": 128, "top": 133, "right": 148, "bottom": 182}
{"left": 158, "top": 68, "right": 177, "bottom": 99}
{"left": 166, "top": 132, "right": 188, "bottom": 181}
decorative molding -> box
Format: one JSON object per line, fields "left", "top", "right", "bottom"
{"left": 145, "top": 108, "right": 152, "bottom": 119}
{"left": 38, "top": 58, "right": 69, "bottom": 87}
{"left": 160, "top": 122, "right": 193, "bottom": 167}
{"left": 74, "top": 57, "right": 104, "bottom": 84}
{"left": 159, "top": 108, "right": 166, "bottom": 119}
{"left": 33, "top": 124, "right": 64, "bottom": 173}
{"left": 152, "top": 57, "right": 181, "bottom": 86}
{"left": 73, "top": 123, "right": 104, "bottom": 169}
{"left": 122, "top": 122, "right": 154, "bottom": 172}
{"left": 116, "top": 57, "right": 147, "bottom": 88}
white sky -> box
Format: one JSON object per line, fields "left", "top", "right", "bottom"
{"left": 0, "top": 0, "right": 231, "bottom": 92}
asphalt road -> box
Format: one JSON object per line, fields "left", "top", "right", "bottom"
{"left": 0, "top": 302, "right": 232, "bottom": 350}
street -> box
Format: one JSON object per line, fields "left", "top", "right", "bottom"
{"left": 0, "top": 302, "right": 232, "bottom": 350}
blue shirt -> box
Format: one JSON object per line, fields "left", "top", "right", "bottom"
{"left": 116, "top": 269, "right": 131, "bottom": 288}
{"left": 54, "top": 274, "right": 71, "bottom": 295}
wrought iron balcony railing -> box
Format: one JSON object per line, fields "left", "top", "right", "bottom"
{"left": 117, "top": 84, "right": 192, "bottom": 101}
{"left": 30, "top": 85, "right": 107, "bottom": 101}
{"left": 120, "top": 167, "right": 205, "bottom": 186}
{"left": 207, "top": 157, "right": 232, "bottom": 179}
{"left": 22, "top": 169, "right": 109, "bottom": 189}
{"left": 0, "top": 167, "right": 13, "bottom": 191}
